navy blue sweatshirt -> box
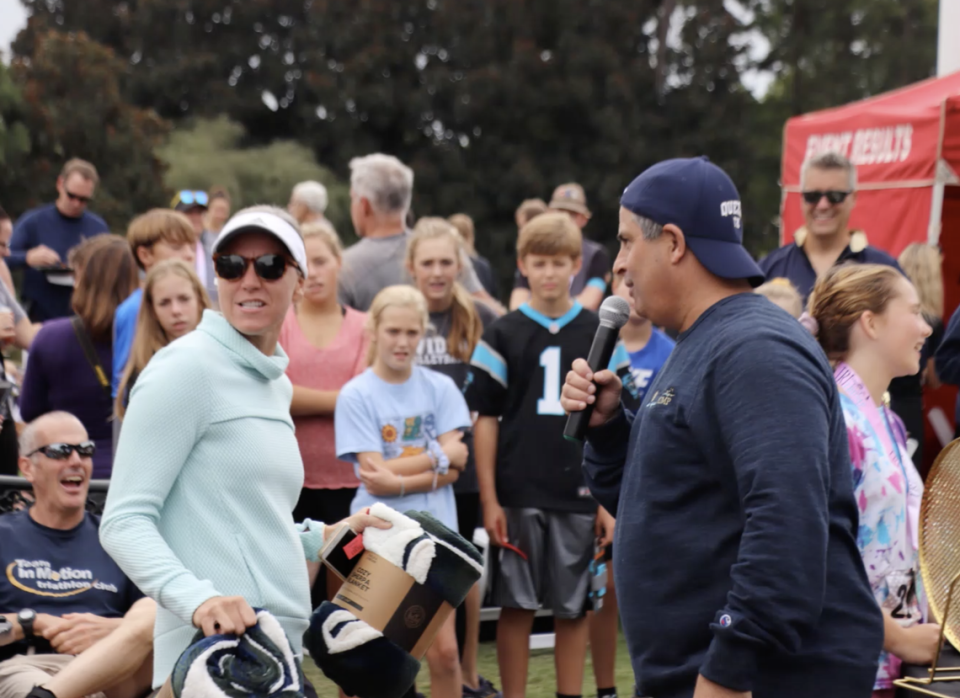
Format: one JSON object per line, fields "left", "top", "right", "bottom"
{"left": 935, "top": 304, "right": 960, "bottom": 427}
{"left": 9, "top": 203, "right": 108, "bottom": 320}
{"left": 584, "top": 294, "right": 882, "bottom": 698}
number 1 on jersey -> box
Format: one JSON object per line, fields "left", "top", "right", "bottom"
{"left": 537, "top": 346, "right": 565, "bottom": 416}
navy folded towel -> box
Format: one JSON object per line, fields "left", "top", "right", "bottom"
{"left": 305, "top": 602, "right": 421, "bottom": 698}
{"left": 172, "top": 609, "right": 304, "bottom": 698}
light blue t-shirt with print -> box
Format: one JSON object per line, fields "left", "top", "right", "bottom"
{"left": 335, "top": 365, "right": 471, "bottom": 529}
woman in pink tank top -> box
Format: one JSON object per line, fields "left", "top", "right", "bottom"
{"left": 278, "top": 220, "right": 368, "bottom": 607}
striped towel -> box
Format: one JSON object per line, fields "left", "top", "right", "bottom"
{"left": 172, "top": 609, "right": 304, "bottom": 698}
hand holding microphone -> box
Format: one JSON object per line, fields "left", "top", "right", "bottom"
{"left": 562, "top": 296, "right": 631, "bottom": 441}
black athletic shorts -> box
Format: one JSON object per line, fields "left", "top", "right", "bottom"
{"left": 490, "top": 507, "right": 594, "bottom": 619}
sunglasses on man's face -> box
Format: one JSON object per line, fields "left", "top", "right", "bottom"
{"left": 65, "top": 190, "right": 91, "bottom": 205}
{"left": 175, "top": 190, "right": 209, "bottom": 208}
{"left": 214, "top": 254, "right": 294, "bottom": 282}
{"left": 28, "top": 441, "right": 96, "bottom": 460}
{"left": 802, "top": 190, "right": 851, "bottom": 206}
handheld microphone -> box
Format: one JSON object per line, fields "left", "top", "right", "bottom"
{"left": 563, "top": 295, "right": 632, "bottom": 443}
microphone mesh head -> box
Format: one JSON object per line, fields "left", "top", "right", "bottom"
{"left": 598, "top": 295, "right": 631, "bottom": 329}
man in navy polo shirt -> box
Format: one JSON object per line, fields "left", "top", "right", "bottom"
{"left": 8, "top": 160, "right": 108, "bottom": 322}
{"left": 759, "top": 150, "right": 901, "bottom": 302}
{"left": 561, "top": 157, "right": 882, "bottom": 698}
{"left": 0, "top": 412, "right": 152, "bottom": 698}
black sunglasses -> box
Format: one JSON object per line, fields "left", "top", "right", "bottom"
{"left": 214, "top": 254, "right": 294, "bottom": 282}
{"left": 27, "top": 441, "right": 96, "bottom": 460}
{"left": 802, "top": 190, "right": 851, "bottom": 206}
{"left": 65, "top": 190, "right": 91, "bottom": 204}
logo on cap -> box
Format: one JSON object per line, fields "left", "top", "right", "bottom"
{"left": 719, "top": 200, "right": 741, "bottom": 230}
{"left": 719, "top": 614, "right": 733, "bottom": 628}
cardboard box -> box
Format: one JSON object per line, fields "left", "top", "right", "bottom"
{"left": 331, "top": 550, "right": 453, "bottom": 659}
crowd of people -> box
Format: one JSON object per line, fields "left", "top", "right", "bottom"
{"left": 0, "top": 146, "right": 956, "bottom": 698}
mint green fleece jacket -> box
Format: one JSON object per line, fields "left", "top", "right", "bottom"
{"left": 100, "top": 310, "right": 326, "bottom": 687}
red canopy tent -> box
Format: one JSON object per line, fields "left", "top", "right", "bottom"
{"left": 780, "top": 70, "right": 960, "bottom": 468}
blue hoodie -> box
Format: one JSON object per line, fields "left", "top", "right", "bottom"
{"left": 584, "top": 293, "right": 882, "bottom": 698}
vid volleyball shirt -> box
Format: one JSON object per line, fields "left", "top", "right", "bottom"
{"left": 416, "top": 301, "right": 499, "bottom": 495}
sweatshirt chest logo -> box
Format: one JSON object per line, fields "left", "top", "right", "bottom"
{"left": 645, "top": 387, "right": 675, "bottom": 408}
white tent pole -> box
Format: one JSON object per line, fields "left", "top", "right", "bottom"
{"left": 939, "top": 0, "right": 960, "bottom": 77}
{"left": 929, "top": 183, "right": 946, "bottom": 245}
{"left": 930, "top": 0, "right": 959, "bottom": 245}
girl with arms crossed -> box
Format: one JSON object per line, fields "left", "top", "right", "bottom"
{"left": 335, "top": 284, "right": 470, "bottom": 698}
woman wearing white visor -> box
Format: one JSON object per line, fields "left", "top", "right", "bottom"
{"left": 100, "top": 206, "right": 390, "bottom": 692}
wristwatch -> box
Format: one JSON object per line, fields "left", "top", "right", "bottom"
{"left": 17, "top": 609, "right": 36, "bottom": 639}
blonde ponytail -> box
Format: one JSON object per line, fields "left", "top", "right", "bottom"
{"left": 448, "top": 282, "right": 482, "bottom": 362}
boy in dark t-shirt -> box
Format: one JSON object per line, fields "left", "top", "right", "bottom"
{"left": 468, "top": 212, "right": 599, "bottom": 698}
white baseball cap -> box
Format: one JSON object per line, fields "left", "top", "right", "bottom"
{"left": 212, "top": 210, "right": 307, "bottom": 275}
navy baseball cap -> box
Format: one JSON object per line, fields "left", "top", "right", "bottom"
{"left": 620, "top": 157, "right": 765, "bottom": 287}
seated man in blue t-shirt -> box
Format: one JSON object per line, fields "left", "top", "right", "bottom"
{"left": 0, "top": 412, "right": 154, "bottom": 698}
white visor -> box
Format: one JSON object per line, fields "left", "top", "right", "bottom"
{"left": 212, "top": 211, "right": 307, "bottom": 274}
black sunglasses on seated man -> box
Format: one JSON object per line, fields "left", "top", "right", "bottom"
{"left": 26, "top": 441, "right": 96, "bottom": 459}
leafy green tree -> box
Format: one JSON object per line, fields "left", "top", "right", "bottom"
{"left": 12, "top": 1, "right": 763, "bottom": 292}
{"left": 0, "top": 62, "right": 30, "bottom": 175}
{"left": 750, "top": 0, "right": 938, "bottom": 117}
{"left": 157, "top": 115, "right": 351, "bottom": 238}
{"left": 4, "top": 30, "right": 170, "bottom": 230}
{"left": 13, "top": 0, "right": 936, "bottom": 288}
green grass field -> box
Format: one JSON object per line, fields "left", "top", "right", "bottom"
{"left": 304, "top": 634, "right": 635, "bottom": 698}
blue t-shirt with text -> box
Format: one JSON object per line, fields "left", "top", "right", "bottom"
{"left": 0, "top": 510, "right": 142, "bottom": 660}
{"left": 627, "top": 328, "right": 675, "bottom": 404}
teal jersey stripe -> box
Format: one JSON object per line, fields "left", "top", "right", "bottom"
{"left": 470, "top": 340, "right": 508, "bottom": 387}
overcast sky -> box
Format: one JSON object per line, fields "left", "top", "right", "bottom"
{"left": 0, "top": 0, "right": 27, "bottom": 62}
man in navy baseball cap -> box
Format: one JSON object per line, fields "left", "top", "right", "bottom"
{"left": 561, "top": 155, "right": 883, "bottom": 698}
{"left": 621, "top": 155, "right": 764, "bottom": 290}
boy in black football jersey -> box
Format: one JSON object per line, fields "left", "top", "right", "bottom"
{"left": 468, "top": 212, "right": 608, "bottom": 698}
